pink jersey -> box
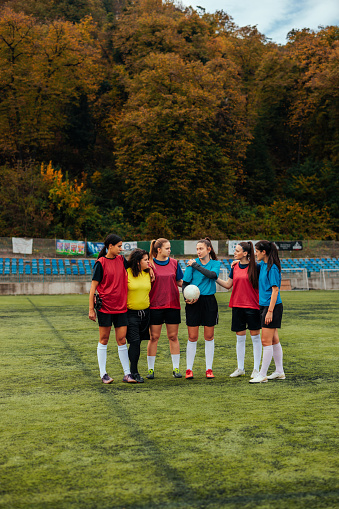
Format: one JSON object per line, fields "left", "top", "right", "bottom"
{"left": 149, "top": 258, "right": 181, "bottom": 309}
{"left": 229, "top": 263, "right": 259, "bottom": 310}
{"left": 97, "top": 256, "right": 128, "bottom": 314}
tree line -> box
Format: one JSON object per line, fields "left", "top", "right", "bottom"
{"left": 0, "top": 0, "right": 338, "bottom": 240}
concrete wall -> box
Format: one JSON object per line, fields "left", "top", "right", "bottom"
{"left": 0, "top": 281, "right": 91, "bottom": 295}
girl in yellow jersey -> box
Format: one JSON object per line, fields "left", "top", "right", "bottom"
{"left": 126, "top": 249, "right": 152, "bottom": 383}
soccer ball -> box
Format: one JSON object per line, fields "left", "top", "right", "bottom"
{"left": 184, "top": 284, "right": 200, "bottom": 301}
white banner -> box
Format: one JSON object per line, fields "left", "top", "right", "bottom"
{"left": 184, "top": 240, "right": 219, "bottom": 255}
{"left": 122, "top": 241, "right": 137, "bottom": 253}
{"left": 12, "top": 237, "right": 33, "bottom": 255}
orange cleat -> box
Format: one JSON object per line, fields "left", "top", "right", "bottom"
{"left": 185, "top": 369, "right": 194, "bottom": 379}
{"left": 206, "top": 369, "right": 215, "bottom": 379}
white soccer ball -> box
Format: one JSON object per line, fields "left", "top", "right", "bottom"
{"left": 184, "top": 284, "right": 200, "bottom": 301}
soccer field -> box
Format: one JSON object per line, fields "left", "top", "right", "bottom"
{"left": 1, "top": 292, "right": 338, "bottom": 509}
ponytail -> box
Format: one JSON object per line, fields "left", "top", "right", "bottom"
{"left": 197, "top": 237, "right": 218, "bottom": 260}
{"left": 98, "top": 234, "right": 122, "bottom": 259}
{"left": 239, "top": 241, "right": 258, "bottom": 289}
{"left": 255, "top": 240, "right": 281, "bottom": 273}
{"left": 149, "top": 238, "right": 169, "bottom": 263}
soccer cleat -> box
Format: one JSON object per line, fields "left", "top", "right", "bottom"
{"left": 146, "top": 369, "right": 155, "bottom": 379}
{"left": 132, "top": 373, "right": 144, "bottom": 383}
{"left": 185, "top": 369, "right": 194, "bottom": 379}
{"left": 101, "top": 373, "right": 114, "bottom": 384}
{"left": 206, "top": 369, "right": 215, "bottom": 379}
{"left": 251, "top": 369, "right": 260, "bottom": 378}
{"left": 267, "top": 371, "right": 286, "bottom": 380}
{"left": 173, "top": 368, "right": 182, "bottom": 378}
{"left": 123, "top": 374, "right": 137, "bottom": 383}
{"left": 249, "top": 374, "right": 268, "bottom": 383}
{"left": 230, "top": 368, "right": 245, "bottom": 378}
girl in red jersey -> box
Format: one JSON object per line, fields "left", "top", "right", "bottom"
{"left": 216, "top": 242, "right": 262, "bottom": 379}
{"left": 146, "top": 238, "right": 184, "bottom": 379}
{"left": 89, "top": 234, "right": 136, "bottom": 384}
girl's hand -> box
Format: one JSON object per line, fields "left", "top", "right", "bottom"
{"left": 265, "top": 310, "right": 273, "bottom": 325}
{"left": 149, "top": 266, "right": 155, "bottom": 282}
{"left": 89, "top": 309, "right": 96, "bottom": 321}
{"left": 186, "top": 259, "right": 195, "bottom": 266}
{"left": 185, "top": 298, "right": 198, "bottom": 305}
{"left": 231, "top": 259, "right": 240, "bottom": 268}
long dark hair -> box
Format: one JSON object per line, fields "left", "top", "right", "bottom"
{"left": 149, "top": 238, "right": 169, "bottom": 263}
{"left": 255, "top": 240, "right": 281, "bottom": 273}
{"left": 98, "top": 234, "right": 122, "bottom": 259}
{"left": 238, "top": 241, "right": 258, "bottom": 289}
{"left": 197, "top": 237, "right": 218, "bottom": 260}
{"left": 128, "top": 249, "right": 149, "bottom": 277}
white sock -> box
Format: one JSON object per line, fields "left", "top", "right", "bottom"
{"left": 273, "top": 342, "right": 284, "bottom": 373}
{"left": 186, "top": 340, "right": 197, "bottom": 370}
{"left": 205, "top": 339, "right": 215, "bottom": 371}
{"left": 97, "top": 342, "right": 107, "bottom": 378}
{"left": 251, "top": 334, "right": 262, "bottom": 372}
{"left": 171, "top": 354, "right": 180, "bottom": 370}
{"left": 259, "top": 345, "right": 273, "bottom": 377}
{"left": 118, "top": 344, "right": 130, "bottom": 375}
{"left": 147, "top": 355, "right": 156, "bottom": 371}
{"left": 236, "top": 335, "right": 246, "bottom": 371}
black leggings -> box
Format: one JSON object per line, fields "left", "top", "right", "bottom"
{"left": 128, "top": 341, "right": 141, "bottom": 374}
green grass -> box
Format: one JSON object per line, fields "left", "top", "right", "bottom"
{"left": 1, "top": 292, "right": 338, "bottom": 509}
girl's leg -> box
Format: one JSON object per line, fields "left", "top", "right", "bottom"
{"left": 147, "top": 324, "right": 162, "bottom": 371}
{"left": 204, "top": 326, "right": 215, "bottom": 373}
{"left": 186, "top": 326, "right": 199, "bottom": 371}
{"left": 114, "top": 326, "right": 131, "bottom": 375}
{"left": 128, "top": 340, "right": 141, "bottom": 375}
{"left": 271, "top": 329, "right": 284, "bottom": 374}
{"left": 97, "top": 326, "right": 111, "bottom": 378}
{"left": 250, "top": 329, "right": 262, "bottom": 373}
{"left": 259, "top": 328, "right": 275, "bottom": 377}
{"left": 166, "top": 323, "right": 180, "bottom": 370}
{"left": 235, "top": 330, "right": 246, "bottom": 371}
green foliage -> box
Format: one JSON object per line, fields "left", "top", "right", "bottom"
{"left": 0, "top": 1, "right": 337, "bottom": 239}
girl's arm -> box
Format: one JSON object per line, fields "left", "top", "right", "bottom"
{"left": 187, "top": 261, "right": 218, "bottom": 279}
{"left": 176, "top": 279, "right": 183, "bottom": 288}
{"left": 216, "top": 277, "right": 233, "bottom": 290}
{"left": 89, "top": 280, "right": 99, "bottom": 322}
{"left": 265, "top": 286, "right": 279, "bottom": 325}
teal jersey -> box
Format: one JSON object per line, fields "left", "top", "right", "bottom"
{"left": 183, "top": 258, "right": 221, "bottom": 295}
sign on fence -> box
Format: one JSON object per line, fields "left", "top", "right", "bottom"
{"left": 56, "top": 240, "right": 85, "bottom": 256}
{"left": 86, "top": 241, "right": 137, "bottom": 257}
{"left": 12, "top": 238, "right": 33, "bottom": 255}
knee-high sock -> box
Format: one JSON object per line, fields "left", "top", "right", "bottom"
{"left": 273, "top": 342, "right": 284, "bottom": 373}
{"left": 118, "top": 344, "right": 130, "bottom": 375}
{"left": 186, "top": 340, "right": 197, "bottom": 370}
{"left": 97, "top": 342, "right": 107, "bottom": 378}
{"left": 205, "top": 339, "right": 215, "bottom": 370}
{"left": 236, "top": 335, "right": 246, "bottom": 371}
{"left": 171, "top": 354, "right": 180, "bottom": 370}
{"left": 259, "top": 345, "right": 273, "bottom": 377}
{"left": 251, "top": 334, "right": 262, "bottom": 372}
{"left": 128, "top": 341, "right": 141, "bottom": 374}
{"left": 147, "top": 355, "right": 156, "bottom": 370}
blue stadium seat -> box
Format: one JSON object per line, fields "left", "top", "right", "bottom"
{"left": 45, "top": 267, "right": 51, "bottom": 275}
{"left": 66, "top": 267, "right": 72, "bottom": 275}
{"left": 72, "top": 266, "right": 78, "bottom": 275}
{"left": 45, "top": 259, "right": 51, "bottom": 266}
{"left": 25, "top": 265, "right": 31, "bottom": 275}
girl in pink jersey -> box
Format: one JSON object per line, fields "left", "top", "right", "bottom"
{"left": 146, "top": 238, "right": 184, "bottom": 379}
{"left": 216, "top": 241, "right": 262, "bottom": 379}
{"left": 89, "top": 234, "right": 136, "bottom": 384}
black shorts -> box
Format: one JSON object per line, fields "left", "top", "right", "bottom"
{"left": 150, "top": 308, "right": 181, "bottom": 325}
{"left": 126, "top": 308, "right": 150, "bottom": 344}
{"left": 260, "top": 303, "right": 283, "bottom": 329}
{"left": 97, "top": 310, "right": 128, "bottom": 328}
{"left": 231, "top": 307, "right": 261, "bottom": 332}
{"left": 185, "top": 294, "right": 218, "bottom": 327}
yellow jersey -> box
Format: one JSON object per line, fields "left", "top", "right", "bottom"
{"left": 127, "top": 268, "right": 151, "bottom": 310}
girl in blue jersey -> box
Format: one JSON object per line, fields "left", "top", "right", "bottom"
{"left": 183, "top": 237, "right": 221, "bottom": 379}
{"left": 250, "top": 240, "right": 285, "bottom": 383}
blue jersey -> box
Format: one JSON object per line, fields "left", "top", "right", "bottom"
{"left": 183, "top": 258, "right": 221, "bottom": 295}
{"left": 258, "top": 261, "right": 282, "bottom": 306}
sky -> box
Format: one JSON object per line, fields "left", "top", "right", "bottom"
{"left": 182, "top": 0, "right": 339, "bottom": 44}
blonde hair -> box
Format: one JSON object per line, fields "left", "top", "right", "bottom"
{"left": 149, "top": 238, "right": 169, "bottom": 263}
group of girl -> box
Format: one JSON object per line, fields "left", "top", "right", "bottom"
{"left": 89, "top": 235, "right": 285, "bottom": 384}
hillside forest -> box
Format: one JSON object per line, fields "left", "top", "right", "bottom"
{"left": 0, "top": 0, "right": 338, "bottom": 240}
